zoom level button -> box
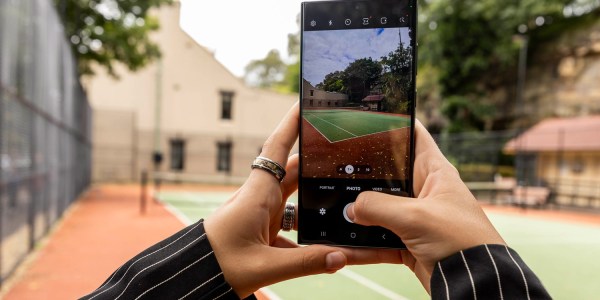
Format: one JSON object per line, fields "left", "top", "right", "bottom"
{"left": 345, "top": 165, "right": 354, "bottom": 174}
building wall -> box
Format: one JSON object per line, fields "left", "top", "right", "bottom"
{"left": 86, "top": 3, "right": 298, "bottom": 183}
{"left": 92, "top": 110, "right": 136, "bottom": 182}
{"left": 536, "top": 151, "right": 600, "bottom": 207}
{"left": 301, "top": 79, "right": 348, "bottom": 108}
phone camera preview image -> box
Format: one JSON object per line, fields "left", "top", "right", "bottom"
{"left": 298, "top": 0, "right": 416, "bottom": 249}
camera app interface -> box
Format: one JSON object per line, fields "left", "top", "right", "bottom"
{"left": 299, "top": 0, "right": 415, "bottom": 247}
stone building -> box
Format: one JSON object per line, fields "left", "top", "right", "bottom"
{"left": 86, "top": 3, "right": 297, "bottom": 184}
{"left": 301, "top": 79, "right": 348, "bottom": 108}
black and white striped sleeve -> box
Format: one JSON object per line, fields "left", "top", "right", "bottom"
{"left": 80, "top": 220, "right": 255, "bottom": 300}
{"left": 430, "top": 244, "right": 551, "bottom": 300}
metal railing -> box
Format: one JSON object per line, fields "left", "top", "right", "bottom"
{"left": 546, "top": 178, "right": 600, "bottom": 208}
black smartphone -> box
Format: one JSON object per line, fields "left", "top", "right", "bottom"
{"left": 298, "top": 0, "right": 417, "bottom": 248}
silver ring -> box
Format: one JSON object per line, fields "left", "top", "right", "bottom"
{"left": 251, "top": 156, "right": 286, "bottom": 182}
{"left": 282, "top": 202, "right": 295, "bottom": 232}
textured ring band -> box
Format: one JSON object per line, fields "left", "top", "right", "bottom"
{"left": 282, "top": 202, "right": 295, "bottom": 232}
{"left": 251, "top": 156, "right": 286, "bottom": 182}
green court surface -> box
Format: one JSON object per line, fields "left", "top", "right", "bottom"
{"left": 304, "top": 109, "right": 411, "bottom": 143}
{"left": 158, "top": 191, "right": 600, "bottom": 300}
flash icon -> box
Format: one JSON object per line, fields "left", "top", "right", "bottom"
{"left": 329, "top": 20, "right": 333, "bottom": 26}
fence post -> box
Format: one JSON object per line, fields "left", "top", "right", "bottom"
{"left": 141, "top": 170, "right": 148, "bottom": 215}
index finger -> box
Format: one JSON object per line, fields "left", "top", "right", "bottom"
{"left": 259, "top": 102, "right": 300, "bottom": 169}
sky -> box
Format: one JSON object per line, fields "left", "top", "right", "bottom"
{"left": 179, "top": 0, "right": 310, "bottom": 78}
{"left": 303, "top": 28, "right": 410, "bottom": 86}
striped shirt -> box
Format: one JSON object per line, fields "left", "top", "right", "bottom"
{"left": 431, "top": 244, "right": 552, "bottom": 299}
{"left": 82, "top": 221, "right": 550, "bottom": 299}
{"left": 80, "top": 220, "right": 250, "bottom": 300}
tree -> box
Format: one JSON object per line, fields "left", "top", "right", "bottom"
{"left": 417, "top": 0, "right": 600, "bottom": 131}
{"left": 55, "top": 0, "right": 173, "bottom": 77}
{"left": 316, "top": 71, "right": 346, "bottom": 93}
{"left": 244, "top": 49, "right": 287, "bottom": 89}
{"left": 380, "top": 44, "right": 414, "bottom": 114}
{"left": 281, "top": 31, "right": 301, "bottom": 93}
{"left": 244, "top": 15, "right": 301, "bottom": 93}
{"left": 341, "top": 58, "right": 382, "bottom": 102}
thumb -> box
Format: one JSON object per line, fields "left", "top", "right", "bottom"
{"left": 348, "top": 191, "right": 415, "bottom": 230}
{"left": 261, "top": 246, "right": 347, "bottom": 284}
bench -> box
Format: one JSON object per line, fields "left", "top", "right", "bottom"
{"left": 509, "top": 186, "right": 551, "bottom": 207}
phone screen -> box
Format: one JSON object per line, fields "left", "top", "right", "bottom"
{"left": 298, "top": 0, "right": 416, "bottom": 248}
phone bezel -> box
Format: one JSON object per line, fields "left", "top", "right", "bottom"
{"left": 298, "top": 0, "right": 417, "bottom": 249}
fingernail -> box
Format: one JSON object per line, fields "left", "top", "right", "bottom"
{"left": 326, "top": 251, "right": 346, "bottom": 270}
{"left": 345, "top": 203, "right": 356, "bottom": 221}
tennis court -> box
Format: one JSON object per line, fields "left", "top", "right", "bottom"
{"left": 158, "top": 191, "right": 600, "bottom": 300}
{"left": 303, "top": 109, "right": 411, "bottom": 143}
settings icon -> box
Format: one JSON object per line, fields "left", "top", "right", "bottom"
{"left": 319, "top": 208, "right": 326, "bottom": 216}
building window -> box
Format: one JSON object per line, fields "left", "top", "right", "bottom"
{"left": 217, "top": 141, "right": 232, "bottom": 172}
{"left": 170, "top": 139, "right": 185, "bottom": 171}
{"left": 310, "top": 100, "right": 313, "bottom": 106}
{"left": 221, "top": 91, "right": 235, "bottom": 120}
{"left": 571, "top": 157, "right": 584, "bottom": 174}
{"left": 310, "top": 90, "right": 314, "bottom": 96}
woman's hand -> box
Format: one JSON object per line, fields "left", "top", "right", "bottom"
{"left": 204, "top": 103, "right": 402, "bottom": 298}
{"left": 346, "top": 121, "right": 506, "bottom": 292}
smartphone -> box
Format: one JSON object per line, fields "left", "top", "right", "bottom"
{"left": 298, "top": 0, "right": 417, "bottom": 248}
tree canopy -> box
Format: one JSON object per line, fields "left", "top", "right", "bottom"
{"left": 315, "top": 43, "right": 414, "bottom": 114}
{"left": 246, "top": 1, "right": 600, "bottom": 130}
{"left": 55, "top": 0, "right": 173, "bottom": 77}
{"left": 244, "top": 15, "right": 301, "bottom": 93}
{"left": 244, "top": 49, "right": 287, "bottom": 89}
{"left": 418, "top": 0, "right": 600, "bottom": 131}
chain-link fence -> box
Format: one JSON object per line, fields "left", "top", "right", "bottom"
{"left": 0, "top": 0, "right": 91, "bottom": 287}
{"left": 434, "top": 130, "right": 519, "bottom": 182}
{"left": 434, "top": 126, "right": 600, "bottom": 209}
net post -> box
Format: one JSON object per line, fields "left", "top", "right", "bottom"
{"left": 140, "top": 170, "right": 148, "bottom": 215}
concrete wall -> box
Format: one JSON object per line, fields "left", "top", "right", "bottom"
{"left": 92, "top": 110, "right": 136, "bottom": 182}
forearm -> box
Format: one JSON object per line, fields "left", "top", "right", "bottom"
{"left": 80, "top": 220, "right": 244, "bottom": 300}
{"left": 430, "top": 244, "right": 551, "bottom": 299}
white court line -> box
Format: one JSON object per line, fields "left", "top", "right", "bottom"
{"left": 159, "top": 194, "right": 287, "bottom": 300}
{"left": 156, "top": 193, "right": 194, "bottom": 226}
{"left": 339, "top": 269, "right": 410, "bottom": 300}
{"left": 306, "top": 113, "right": 410, "bottom": 144}
{"left": 333, "top": 126, "right": 410, "bottom": 143}
{"left": 303, "top": 116, "right": 334, "bottom": 143}
{"left": 307, "top": 113, "right": 358, "bottom": 137}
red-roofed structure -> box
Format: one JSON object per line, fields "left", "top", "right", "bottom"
{"left": 504, "top": 115, "right": 600, "bottom": 153}
{"left": 504, "top": 116, "right": 600, "bottom": 208}
{"left": 362, "top": 94, "right": 385, "bottom": 111}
